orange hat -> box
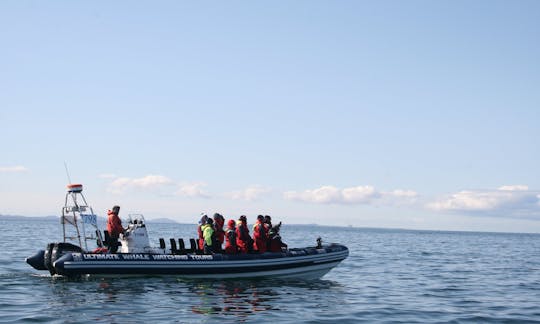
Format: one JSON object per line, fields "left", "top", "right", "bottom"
{"left": 227, "top": 219, "right": 236, "bottom": 228}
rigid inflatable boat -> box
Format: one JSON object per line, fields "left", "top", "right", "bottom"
{"left": 26, "top": 184, "right": 349, "bottom": 279}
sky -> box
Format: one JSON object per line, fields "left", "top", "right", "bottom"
{"left": 1, "top": 1, "right": 539, "bottom": 232}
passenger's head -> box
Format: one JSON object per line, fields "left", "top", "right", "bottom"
{"left": 257, "top": 215, "right": 264, "bottom": 222}
{"left": 239, "top": 215, "right": 247, "bottom": 223}
{"left": 112, "top": 205, "right": 120, "bottom": 215}
{"left": 227, "top": 219, "right": 236, "bottom": 228}
{"left": 207, "top": 218, "right": 214, "bottom": 225}
{"left": 199, "top": 214, "right": 208, "bottom": 225}
{"left": 264, "top": 215, "right": 272, "bottom": 224}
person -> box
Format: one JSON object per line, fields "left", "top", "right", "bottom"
{"left": 106, "top": 205, "right": 124, "bottom": 253}
{"left": 197, "top": 214, "right": 208, "bottom": 251}
{"left": 252, "top": 215, "right": 268, "bottom": 253}
{"left": 235, "top": 215, "right": 253, "bottom": 253}
{"left": 224, "top": 219, "right": 238, "bottom": 254}
{"left": 202, "top": 218, "right": 217, "bottom": 254}
{"left": 213, "top": 213, "right": 225, "bottom": 252}
{"left": 268, "top": 222, "right": 288, "bottom": 252}
{"left": 263, "top": 215, "right": 272, "bottom": 250}
{"left": 264, "top": 215, "right": 272, "bottom": 228}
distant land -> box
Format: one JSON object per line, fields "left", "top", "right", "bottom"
{"left": 0, "top": 214, "right": 179, "bottom": 224}
{"left": 0, "top": 214, "right": 59, "bottom": 221}
{"left": 147, "top": 217, "right": 179, "bottom": 224}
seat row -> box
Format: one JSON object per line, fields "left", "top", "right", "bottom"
{"left": 159, "top": 238, "right": 204, "bottom": 255}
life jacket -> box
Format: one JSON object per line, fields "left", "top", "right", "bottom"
{"left": 202, "top": 224, "right": 215, "bottom": 247}
{"left": 269, "top": 234, "right": 287, "bottom": 252}
{"left": 213, "top": 216, "right": 225, "bottom": 245}
{"left": 263, "top": 223, "right": 272, "bottom": 250}
{"left": 197, "top": 225, "right": 205, "bottom": 250}
{"left": 235, "top": 220, "right": 251, "bottom": 253}
{"left": 252, "top": 220, "right": 268, "bottom": 253}
{"left": 106, "top": 210, "right": 123, "bottom": 238}
{"left": 225, "top": 228, "right": 237, "bottom": 254}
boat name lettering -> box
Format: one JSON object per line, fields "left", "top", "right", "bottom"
{"left": 83, "top": 254, "right": 120, "bottom": 260}
{"left": 152, "top": 255, "right": 189, "bottom": 261}
{"left": 121, "top": 254, "right": 151, "bottom": 260}
{"left": 189, "top": 255, "right": 213, "bottom": 260}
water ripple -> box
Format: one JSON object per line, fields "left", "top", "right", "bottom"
{"left": 2, "top": 220, "right": 540, "bottom": 322}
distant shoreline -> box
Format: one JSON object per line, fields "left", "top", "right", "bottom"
{"left": 0, "top": 214, "right": 179, "bottom": 224}
{"left": 1, "top": 214, "right": 539, "bottom": 235}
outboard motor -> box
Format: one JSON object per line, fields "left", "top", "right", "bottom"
{"left": 120, "top": 214, "right": 151, "bottom": 253}
{"left": 42, "top": 242, "right": 83, "bottom": 275}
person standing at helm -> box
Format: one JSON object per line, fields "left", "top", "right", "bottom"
{"left": 253, "top": 215, "right": 268, "bottom": 253}
{"left": 224, "top": 219, "right": 238, "bottom": 254}
{"left": 236, "top": 215, "right": 252, "bottom": 253}
{"left": 106, "top": 205, "right": 124, "bottom": 253}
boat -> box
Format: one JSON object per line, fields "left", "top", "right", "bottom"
{"left": 26, "top": 184, "right": 349, "bottom": 279}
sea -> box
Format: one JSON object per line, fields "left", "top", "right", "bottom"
{"left": 1, "top": 219, "right": 539, "bottom": 323}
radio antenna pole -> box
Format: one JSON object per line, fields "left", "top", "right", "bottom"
{"left": 64, "top": 161, "right": 72, "bottom": 184}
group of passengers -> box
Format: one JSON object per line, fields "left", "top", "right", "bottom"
{"left": 105, "top": 205, "right": 287, "bottom": 255}
{"left": 198, "top": 213, "right": 287, "bottom": 255}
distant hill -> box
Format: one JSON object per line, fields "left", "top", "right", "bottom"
{"left": 147, "top": 217, "right": 178, "bottom": 224}
{"left": 0, "top": 214, "right": 178, "bottom": 224}
{"left": 0, "top": 214, "right": 59, "bottom": 221}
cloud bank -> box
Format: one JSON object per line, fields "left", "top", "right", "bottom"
{"left": 427, "top": 185, "right": 540, "bottom": 218}
{"left": 0, "top": 165, "right": 28, "bottom": 172}
{"left": 107, "top": 174, "right": 174, "bottom": 194}
{"left": 101, "top": 174, "right": 539, "bottom": 220}
{"left": 284, "top": 185, "right": 417, "bottom": 206}
{"left": 176, "top": 182, "right": 210, "bottom": 198}
{"left": 105, "top": 174, "right": 210, "bottom": 198}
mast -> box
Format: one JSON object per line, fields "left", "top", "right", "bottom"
{"left": 61, "top": 184, "right": 103, "bottom": 251}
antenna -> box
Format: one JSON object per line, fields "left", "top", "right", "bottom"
{"left": 64, "top": 162, "right": 72, "bottom": 184}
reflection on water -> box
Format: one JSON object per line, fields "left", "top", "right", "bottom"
{"left": 186, "top": 278, "right": 341, "bottom": 320}
{"left": 44, "top": 274, "right": 340, "bottom": 322}
{"left": 187, "top": 280, "right": 280, "bottom": 317}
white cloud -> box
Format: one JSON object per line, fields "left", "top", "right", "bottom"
{"left": 0, "top": 166, "right": 28, "bottom": 172}
{"left": 176, "top": 182, "right": 210, "bottom": 198}
{"left": 498, "top": 185, "right": 528, "bottom": 191}
{"left": 427, "top": 185, "right": 540, "bottom": 218}
{"left": 342, "top": 186, "right": 378, "bottom": 203}
{"left": 108, "top": 174, "right": 174, "bottom": 194}
{"left": 284, "top": 186, "right": 341, "bottom": 204}
{"left": 226, "top": 185, "right": 272, "bottom": 201}
{"left": 284, "top": 185, "right": 417, "bottom": 206}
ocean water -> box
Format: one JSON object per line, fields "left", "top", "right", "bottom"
{"left": 1, "top": 219, "right": 540, "bottom": 323}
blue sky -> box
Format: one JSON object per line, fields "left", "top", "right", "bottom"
{"left": 1, "top": 1, "right": 539, "bottom": 232}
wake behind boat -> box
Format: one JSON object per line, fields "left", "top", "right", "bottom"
{"left": 26, "top": 184, "right": 349, "bottom": 279}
